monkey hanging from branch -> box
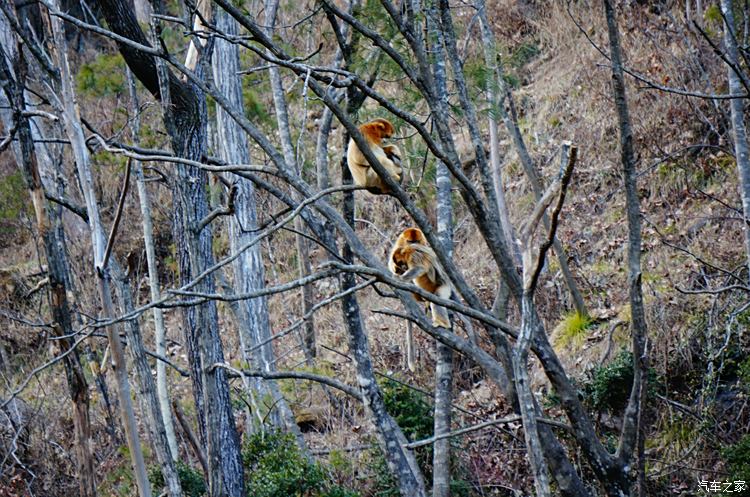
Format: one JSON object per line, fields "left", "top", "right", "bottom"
{"left": 347, "top": 118, "right": 403, "bottom": 194}
{"left": 388, "top": 227, "right": 452, "bottom": 328}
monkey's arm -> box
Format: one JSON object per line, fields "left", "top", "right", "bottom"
{"left": 400, "top": 265, "right": 426, "bottom": 281}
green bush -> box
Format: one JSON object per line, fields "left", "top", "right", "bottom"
{"left": 0, "top": 171, "right": 29, "bottom": 237}
{"left": 583, "top": 350, "right": 635, "bottom": 412}
{"left": 373, "top": 379, "right": 470, "bottom": 497}
{"left": 581, "top": 349, "right": 659, "bottom": 413}
{"left": 243, "top": 430, "right": 358, "bottom": 497}
{"left": 381, "top": 378, "right": 433, "bottom": 442}
{"left": 76, "top": 53, "right": 126, "bottom": 97}
{"left": 148, "top": 461, "right": 206, "bottom": 497}
{"left": 722, "top": 434, "right": 750, "bottom": 496}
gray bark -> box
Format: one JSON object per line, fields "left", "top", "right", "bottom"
{"left": 126, "top": 68, "right": 180, "bottom": 462}
{"left": 0, "top": 35, "right": 96, "bottom": 497}
{"left": 604, "top": 2, "right": 648, "bottom": 496}
{"left": 431, "top": 7, "right": 454, "bottom": 495}
{"left": 212, "top": 5, "right": 300, "bottom": 437}
{"left": 265, "top": 0, "right": 317, "bottom": 363}
{"left": 721, "top": 0, "right": 750, "bottom": 281}
{"left": 96, "top": 1, "right": 246, "bottom": 495}
{"left": 45, "top": 5, "right": 156, "bottom": 495}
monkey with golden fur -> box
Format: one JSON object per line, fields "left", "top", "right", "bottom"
{"left": 388, "top": 227, "right": 452, "bottom": 328}
{"left": 347, "top": 118, "right": 403, "bottom": 194}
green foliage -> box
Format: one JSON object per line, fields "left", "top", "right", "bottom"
{"left": 380, "top": 378, "right": 433, "bottom": 442}
{"left": 507, "top": 41, "right": 540, "bottom": 70}
{"left": 149, "top": 461, "right": 206, "bottom": 497}
{"left": 243, "top": 430, "right": 358, "bottom": 497}
{"left": 371, "top": 379, "right": 434, "bottom": 497}
{"left": 0, "top": 171, "right": 29, "bottom": 235}
{"left": 722, "top": 434, "right": 750, "bottom": 496}
{"left": 373, "top": 379, "right": 471, "bottom": 496}
{"left": 704, "top": 4, "right": 722, "bottom": 25}
{"left": 738, "top": 356, "right": 750, "bottom": 389}
{"left": 76, "top": 53, "right": 126, "bottom": 97}
{"left": 583, "top": 349, "right": 635, "bottom": 412}
{"left": 554, "top": 311, "right": 593, "bottom": 349}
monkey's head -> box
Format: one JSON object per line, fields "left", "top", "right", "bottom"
{"left": 401, "top": 227, "right": 426, "bottom": 244}
{"left": 360, "top": 118, "right": 395, "bottom": 142}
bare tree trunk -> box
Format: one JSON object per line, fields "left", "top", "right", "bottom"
{"left": 0, "top": 38, "right": 97, "bottom": 497}
{"left": 431, "top": 6, "right": 454, "bottom": 494}
{"left": 604, "top": 2, "right": 648, "bottom": 496}
{"left": 212, "top": 5, "right": 300, "bottom": 438}
{"left": 126, "top": 68, "right": 180, "bottom": 462}
{"left": 433, "top": 161, "right": 453, "bottom": 497}
{"left": 515, "top": 296, "right": 551, "bottom": 497}
{"left": 721, "top": 0, "right": 750, "bottom": 281}
{"left": 475, "top": 0, "right": 586, "bottom": 317}
{"left": 43, "top": 5, "right": 155, "bottom": 495}
{"left": 264, "top": 0, "right": 317, "bottom": 363}
{"left": 334, "top": 14, "right": 426, "bottom": 490}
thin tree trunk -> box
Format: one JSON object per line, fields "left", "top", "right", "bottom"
{"left": 44, "top": 5, "right": 155, "bottom": 495}
{"left": 264, "top": 0, "right": 317, "bottom": 363}
{"left": 433, "top": 162, "right": 453, "bottom": 497}
{"left": 336, "top": 13, "right": 426, "bottom": 490}
{"left": 432, "top": 8, "right": 454, "bottom": 492}
{"left": 604, "top": 2, "right": 648, "bottom": 495}
{"left": 515, "top": 294, "right": 551, "bottom": 497}
{"left": 475, "top": 0, "right": 586, "bottom": 317}
{"left": 0, "top": 39, "right": 97, "bottom": 497}
{"left": 126, "top": 68, "right": 180, "bottom": 462}
{"left": 212, "top": 5, "right": 300, "bottom": 438}
{"left": 721, "top": 0, "right": 750, "bottom": 281}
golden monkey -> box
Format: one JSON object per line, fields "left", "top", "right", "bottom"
{"left": 347, "top": 118, "right": 403, "bottom": 194}
{"left": 388, "top": 227, "right": 451, "bottom": 328}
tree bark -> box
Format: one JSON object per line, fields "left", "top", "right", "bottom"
{"left": 721, "top": 0, "right": 750, "bottom": 281}
{"left": 0, "top": 37, "right": 97, "bottom": 497}
{"left": 97, "top": 2, "right": 246, "bottom": 495}
{"left": 604, "top": 1, "right": 648, "bottom": 495}
{"left": 264, "top": 0, "right": 317, "bottom": 364}
{"left": 430, "top": 6, "right": 454, "bottom": 495}
{"left": 44, "top": 4, "right": 157, "bottom": 495}
{"left": 127, "top": 68, "right": 180, "bottom": 462}
{"left": 212, "top": 5, "right": 300, "bottom": 438}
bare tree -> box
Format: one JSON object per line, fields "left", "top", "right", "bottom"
{"left": 0, "top": 33, "right": 96, "bottom": 497}
{"left": 603, "top": 2, "right": 649, "bottom": 495}
{"left": 720, "top": 0, "right": 750, "bottom": 281}
{"left": 211, "top": 3, "right": 300, "bottom": 437}
{"left": 95, "top": 1, "right": 246, "bottom": 494}
{"left": 127, "top": 68, "right": 180, "bottom": 462}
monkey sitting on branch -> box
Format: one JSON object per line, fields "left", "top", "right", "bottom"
{"left": 388, "top": 227, "right": 451, "bottom": 328}
{"left": 347, "top": 118, "right": 403, "bottom": 194}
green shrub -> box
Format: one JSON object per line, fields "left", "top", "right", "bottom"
{"left": 381, "top": 378, "right": 433, "bottom": 442}
{"left": 722, "top": 434, "right": 750, "bottom": 496}
{"left": 76, "top": 53, "right": 126, "bottom": 97}
{"left": 583, "top": 350, "right": 635, "bottom": 412}
{"left": 243, "top": 430, "right": 358, "bottom": 497}
{"left": 148, "top": 461, "right": 206, "bottom": 497}
{"left": 373, "top": 379, "right": 470, "bottom": 497}
{"left": 581, "top": 349, "right": 660, "bottom": 413}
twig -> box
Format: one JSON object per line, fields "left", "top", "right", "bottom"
{"left": 100, "top": 158, "right": 131, "bottom": 273}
